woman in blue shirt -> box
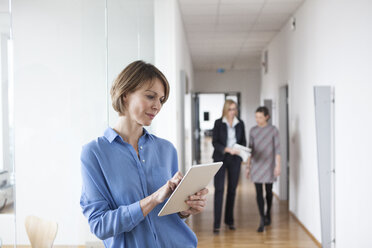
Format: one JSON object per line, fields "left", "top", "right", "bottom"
{"left": 80, "top": 60, "right": 208, "bottom": 247}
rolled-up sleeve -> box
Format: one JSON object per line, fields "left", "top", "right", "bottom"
{"left": 80, "top": 147, "right": 145, "bottom": 240}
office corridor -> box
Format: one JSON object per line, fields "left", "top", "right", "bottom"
{"left": 188, "top": 136, "right": 319, "bottom": 248}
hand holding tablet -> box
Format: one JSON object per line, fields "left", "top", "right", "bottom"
{"left": 158, "top": 162, "right": 223, "bottom": 216}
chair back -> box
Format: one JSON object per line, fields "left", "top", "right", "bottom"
{"left": 25, "top": 215, "right": 58, "bottom": 248}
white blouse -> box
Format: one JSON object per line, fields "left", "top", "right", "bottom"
{"left": 222, "top": 116, "right": 239, "bottom": 148}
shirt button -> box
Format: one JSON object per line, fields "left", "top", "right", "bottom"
{"left": 142, "top": 159, "right": 145, "bottom": 163}
{"left": 140, "top": 146, "right": 143, "bottom": 150}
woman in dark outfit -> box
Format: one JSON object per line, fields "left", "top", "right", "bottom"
{"left": 212, "top": 99, "right": 246, "bottom": 233}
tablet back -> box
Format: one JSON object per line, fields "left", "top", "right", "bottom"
{"left": 158, "top": 162, "right": 223, "bottom": 216}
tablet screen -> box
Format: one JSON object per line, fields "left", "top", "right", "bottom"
{"left": 158, "top": 162, "right": 223, "bottom": 217}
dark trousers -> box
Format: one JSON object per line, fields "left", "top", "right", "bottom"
{"left": 254, "top": 183, "right": 273, "bottom": 218}
{"left": 213, "top": 154, "right": 241, "bottom": 228}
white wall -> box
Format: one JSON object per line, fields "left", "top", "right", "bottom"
{"left": 153, "top": 0, "right": 194, "bottom": 171}
{"left": 261, "top": 0, "right": 372, "bottom": 247}
{"left": 107, "top": 0, "right": 155, "bottom": 127}
{"left": 194, "top": 70, "right": 261, "bottom": 135}
{"left": 12, "top": 0, "right": 106, "bottom": 244}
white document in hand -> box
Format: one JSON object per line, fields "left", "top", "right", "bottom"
{"left": 233, "top": 144, "right": 251, "bottom": 162}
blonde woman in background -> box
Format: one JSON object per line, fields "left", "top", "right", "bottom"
{"left": 212, "top": 99, "right": 246, "bottom": 233}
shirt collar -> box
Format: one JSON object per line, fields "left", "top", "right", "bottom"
{"left": 104, "top": 127, "right": 150, "bottom": 144}
{"left": 104, "top": 127, "right": 119, "bottom": 143}
{"left": 222, "top": 116, "right": 239, "bottom": 127}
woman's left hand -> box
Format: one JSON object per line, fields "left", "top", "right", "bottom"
{"left": 231, "top": 148, "right": 240, "bottom": 155}
{"left": 180, "top": 188, "right": 209, "bottom": 216}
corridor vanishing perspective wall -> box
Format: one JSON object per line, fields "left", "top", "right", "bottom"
{"left": 261, "top": 1, "right": 372, "bottom": 247}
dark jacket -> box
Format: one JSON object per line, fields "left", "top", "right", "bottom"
{"left": 212, "top": 117, "right": 247, "bottom": 162}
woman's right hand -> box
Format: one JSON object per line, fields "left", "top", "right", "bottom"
{"left": 154, "top": 171, "right": 183, "bottom": 203}
{"left": 224, "top": 147, "right": 240, "bottom": 155}
{"left": 224, "top": 147, "right": 232, "bottom": 154}
{"left": 245, "top": 166, "right": 250, "bottom": 179}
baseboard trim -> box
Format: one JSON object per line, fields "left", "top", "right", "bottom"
{"left": 289, "top": 211, "right": 322, "bottom": 248}
{"left": 274, "top": 192, "right": 321, "bottom": 248}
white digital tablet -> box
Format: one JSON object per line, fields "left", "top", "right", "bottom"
{"left": 158, "top": 162, "right": 223, "bottom": 217}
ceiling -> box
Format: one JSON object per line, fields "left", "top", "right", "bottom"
{"left": 178, "top": 0, "right": 304, "bottom": 71}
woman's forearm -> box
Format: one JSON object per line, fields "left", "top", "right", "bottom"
{"left": 139, "top": 192, "right": 161, "bottom": 217}
{"left": 247, "top": 156, "right": 251, "bottom": 168}
{"left": 140, "top": 171, "right": 183, "bottom": 217}
{"left": 275, "top": 154, "right": 281, "bottom": 168}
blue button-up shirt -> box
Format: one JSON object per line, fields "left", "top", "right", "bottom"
{"left": 80, "top": 127, "right": 197, "bottom": 247}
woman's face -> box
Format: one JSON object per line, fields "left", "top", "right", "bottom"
{"left": 255, "top": 112, "right": 269, "bottom": 126}
{"left": 227, "top": 103, "right": 237, "bottom": 120}
{"left": 124, "top": 79, "right": 165, "bottom": 126}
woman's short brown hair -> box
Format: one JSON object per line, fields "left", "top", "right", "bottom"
{"left": 110, "top": 60, "right": 170, "bottom": 115}
{"left": 222, "top": 99, "right": 238, "bottom": 118}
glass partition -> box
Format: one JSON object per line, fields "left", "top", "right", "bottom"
{"left": 107, "top": 0, "right": 155, "bottom": 127}
{"left": 85, "top": 0, "right": 155, "bottom": 245}
{"left": 0, "top": 0, "right": 155, "bottom": 245}
{"left": 0, "top": 0, "right": 15, "bottom": 246}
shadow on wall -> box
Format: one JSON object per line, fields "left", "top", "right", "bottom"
{"left": 290, "top": 117, "right": 301, "bottom": 213}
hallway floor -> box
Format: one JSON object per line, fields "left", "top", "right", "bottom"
{"left": 189, "top": 136, "right": 320, "bottom": 247}
{"left": 186, "top": 177, "right": 319, "bottom": 248}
